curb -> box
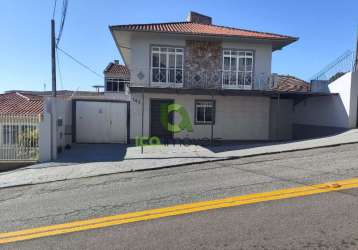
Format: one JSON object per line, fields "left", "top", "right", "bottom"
{"left": 133, "top": 140, "right": 358, "bottom": 172}
{"left": 0, "top": 140, "right": 358, "bottom": 190}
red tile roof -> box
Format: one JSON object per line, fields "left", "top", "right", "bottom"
{"left": 110, "top": 21, "right": 297, "bottom": 45}
{"left": 104, "top": 63, "right": 130, "bottom": 79}
{"left": 273, "top": 75, "right": 310, "bottom": 92}
{"left": 0, "top": 93, "right": 44, "bottom": 115}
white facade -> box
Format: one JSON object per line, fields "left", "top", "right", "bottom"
{"left": 111, "top": 31, "right": 274, "bottom": 88}
{"left": 130, "top": 92, "right": 271, "bottom": 141}
{"left": 222, "top": 41, "right": 272, "bottom": 88}
{"left": 108, "top": 28, "right": 280, "bottom": 142}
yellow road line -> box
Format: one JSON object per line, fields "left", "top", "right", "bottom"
{"left": 1, "top": 178, "right": 358, "bottom": 244}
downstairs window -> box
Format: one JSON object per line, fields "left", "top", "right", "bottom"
{"left": 195, "top": 100, "right": 215, "bottom": 125}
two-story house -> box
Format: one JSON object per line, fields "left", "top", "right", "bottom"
{"left": 106, "top": 11, "right": 304, "bottom": 142}
{"left": 106, "top": 11, "right": 307, "bottom": 143}
{"left": 2, "top": 12, "right": 353, "bottom": 162}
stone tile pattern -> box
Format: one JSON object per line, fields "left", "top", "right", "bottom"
{"left": 184, "top": 40, "right": 223, "bottom": 89}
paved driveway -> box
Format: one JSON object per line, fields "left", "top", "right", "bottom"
{"left": 23, "top": 144, "right": 129, "bottom": 170}
{"left": 57, "top": 144, "right": 128, "bottom": 163}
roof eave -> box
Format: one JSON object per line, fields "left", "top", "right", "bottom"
{"left": 110, "top": 27, "right": 298, "bottom": 48}
{"left": 103, "top": 62, "right": 114, "bottom": 74}
{"left": 272, "top": 37, "right": 299, "bottom": 51}
{"left": 109, "top": 26, "right": 129, "bottom": 66}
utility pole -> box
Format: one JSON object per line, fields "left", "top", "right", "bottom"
{"left": 50, "top": 19, "right": 57, "bottom": 161}
{"left": 51, "top": 19, "right": 57, "bottom": 97}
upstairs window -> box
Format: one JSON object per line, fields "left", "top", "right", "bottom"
{"left": 105, "top": 78, "right": 128, "bottom": 92}
{"left": 195, "top": 100, "right": 215, "bottom": 124}
{"left": 151, "top": 47, "right": 184, "bottom": 84}
{"left": 223, "top": 50, "right": 254, "bottom": 88}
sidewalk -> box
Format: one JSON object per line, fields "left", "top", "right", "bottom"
{"left": 1, "top": 129, "right": 358, "bottom": 189}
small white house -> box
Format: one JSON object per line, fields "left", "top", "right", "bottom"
{"left": 0, "top": 91, "right": 101, "bottom": 162}
{"left": 0, "top": 92, "right": 51, "bottom": 162}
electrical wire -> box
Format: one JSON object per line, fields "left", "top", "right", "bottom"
{"left": 57, "top": 47, "right": 103, "bottom": 79}
{"left": 52, "top": 0, "right": 58, "bottom": 19}
{"left": 53, "top": 0, "right": 103, "bottom": 88}
{"left": 56, "top": 49, "right": 64, "bottom": 90}
{"left": 56, "top": 0, "right": 68, "bottom": 46}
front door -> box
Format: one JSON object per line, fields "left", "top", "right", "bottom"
{"left": 150, "top": 99, "right": 174, "bottom": 140}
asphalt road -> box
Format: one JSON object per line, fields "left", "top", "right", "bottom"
{"left": 4, "top": 189, "right": 358, "bottom": 250}
{"left": 1, "top": 143, "right": 358, "bottom": 249}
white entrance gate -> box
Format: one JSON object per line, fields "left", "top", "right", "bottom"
{"left": 75, "top": 101, "right": 128, "bottom": 143}
{"left": 0, "top": 114, "right": 41, "bottom": 161}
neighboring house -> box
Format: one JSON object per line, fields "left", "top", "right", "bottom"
{"left": 103, "top": 61, "right": 131, "bottom": 100}
{"left": 104, "top": 61, "right": 130, "bottom": 92}
{"left": 105, "top": 11, "right": 335, "bottom": 142}
{"left": 0, "top": 92, "right": 44, "bottom": 116}
{"left": 271, "top": 75, "right": 310, "bottom": 93}
{"left": 0, "top": 91, "right": 103, "bottom": 161}
{"left": 0, "top": 92, "right": 47, "bottom": 161}
{"left": 5, "top": 90, "right": 103, "bottom": 98}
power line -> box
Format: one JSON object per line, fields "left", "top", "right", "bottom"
{"left": 52, "top": 0, "right": 58, "bottom": 19}
{"left": 56, "top": 49, "right": 64, "bottom": 90}
{"left": 52, "top": 0, "right": 103, "bottom": 93}
{"left": 57, "top": 46, "right": 103, "bottom": 79}
{"left": 56, "top": 0, "right": 68, "bottom": 46}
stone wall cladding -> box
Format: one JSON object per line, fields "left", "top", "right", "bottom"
{"left": 184, "top": 40, "right": 222, "bottom": 89}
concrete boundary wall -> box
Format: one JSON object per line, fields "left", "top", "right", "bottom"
{"left": 42, "top": 97, "right": 73, "bottom": 161}
{"left": 39, "top": 113, "right": 51, "bottom": 162}
{"left": 269, "top": 98, "right": 293, "bottom": 140}
{"left": 292, "top": 72, "right": 358, "bottom": 139}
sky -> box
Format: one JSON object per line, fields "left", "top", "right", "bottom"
{"left": 0, "top": 0, "right": 357, "bottom": 93}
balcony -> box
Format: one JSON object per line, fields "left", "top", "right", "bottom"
{"left": 129, "top": 68, "right": 275, "bottom": 91}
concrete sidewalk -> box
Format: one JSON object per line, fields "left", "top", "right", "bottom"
{"left": 1, "top": 129, "right": 358, "bottom": 188}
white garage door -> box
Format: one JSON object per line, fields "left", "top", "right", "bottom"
{"left": 76, "top": 101, "right": 127, "bottom": 143}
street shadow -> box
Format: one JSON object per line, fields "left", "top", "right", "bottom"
{"left": 55, "top": 144, "right": 129, "bottom": 163}
{"left": 202, "top": 129, "right": 349, "bottom": 154}
{"left": 202, "top": 141, "right": 282, "bottom": 154}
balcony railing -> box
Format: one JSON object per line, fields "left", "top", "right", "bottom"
{"left": 128, "top": 68, "right": 276, "bottom": 91}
